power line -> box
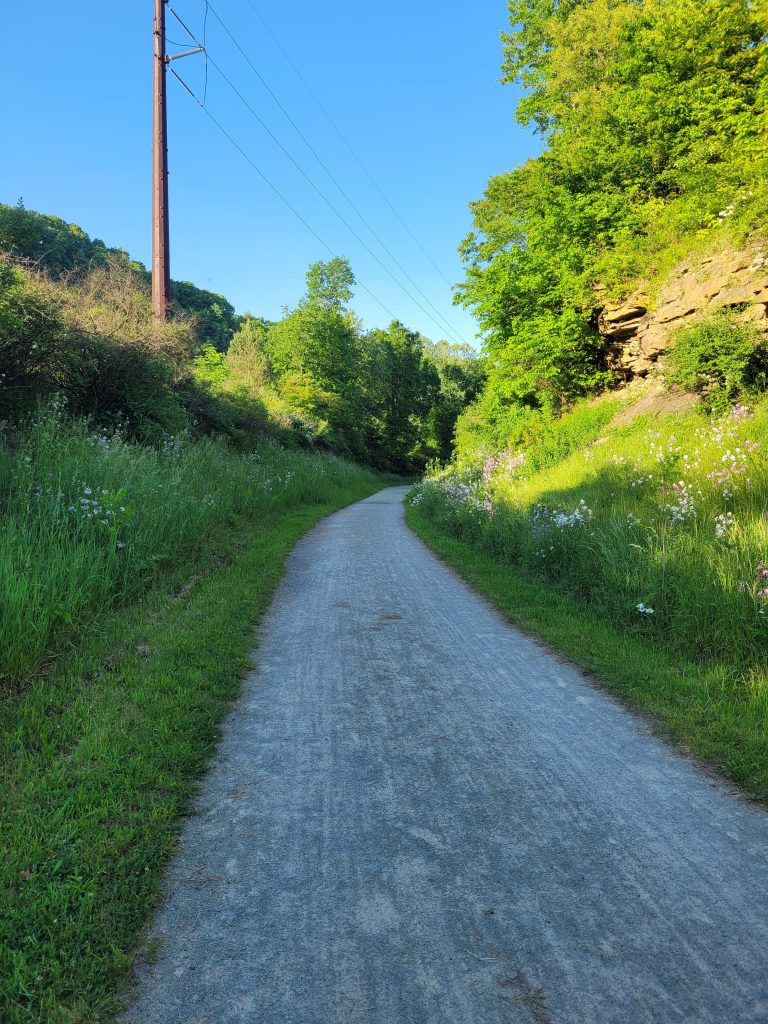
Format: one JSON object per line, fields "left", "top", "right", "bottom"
{"left": 239, "top": 0, "right": 455, "bottom": 289}
{"left": 202, "top": 0, "right": 209, "bottom": 104}
{"left": 166, "top": 5, "right": 465, "bottom": 344}
{"left": 167, "top": 64, "right": 404, "bottom": 325}
{"left": 205, "top": 2, "right": 463, "bottom": 344}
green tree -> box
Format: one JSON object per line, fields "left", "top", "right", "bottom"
{"left": 0, "top": 199, "right": 38, "bottom": 255}
{"left": 421, "top": 341, "right": 486, "bottom": 462}
{"left": 304, "top": 257, "right": 355, "bottom": 312}
{"left": 225, "top": 316, "right": 272, "bottom": 392}
{"left": 170, "top": 280, "right": 238, "bottom": 352}
{"left": 457, "top": 0, "right": 768, "bottom": 454}
{"left": 359, "top": 322, "right": 440, "bottom": 471}
{"left": 268, "top": 259, "right": 363, "bottom": 450}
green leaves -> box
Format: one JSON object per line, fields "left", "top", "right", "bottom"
{"left": 303, "top": 257, "right": 356, "bottom": 313}
{"left": 458, "top": 0, "right": 768, "bottom": 452}
{"left": 666, "top": 314, "right": 768, "bottom": 413}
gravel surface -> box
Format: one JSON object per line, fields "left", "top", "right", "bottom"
{"left": 123, "top": 486, "right": 768, "bottom": 1024}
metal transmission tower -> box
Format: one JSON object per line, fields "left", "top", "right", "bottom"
{"left": 152, "top": 0, "right": 205, "bottom": 322}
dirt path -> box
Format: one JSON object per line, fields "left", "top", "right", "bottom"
{"left": 123, "top": 486, "right": 768, "bottom": 1024}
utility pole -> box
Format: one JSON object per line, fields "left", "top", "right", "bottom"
{"left": 152, "top": 0, "right": 171, "bottom": 322}
{"left": 151, "top": 1, "right": 205, "bottom": 323}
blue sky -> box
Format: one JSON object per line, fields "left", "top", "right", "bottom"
{"left": 0, "top": 1, "right": 537, "bottom": 346}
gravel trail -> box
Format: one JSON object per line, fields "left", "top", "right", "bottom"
{"left": 123, "top": 486, "right": 768, "bottom": 1024}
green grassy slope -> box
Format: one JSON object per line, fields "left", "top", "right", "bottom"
{"left": 1, "top": 408, "right": 388, "bottom": 1024}
{"left": 408, "top": 384, "right": 768, "bottom": 800}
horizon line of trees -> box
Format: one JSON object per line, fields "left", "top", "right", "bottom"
{"left": 0, "top": 202, "right": 484, "bottom": 472}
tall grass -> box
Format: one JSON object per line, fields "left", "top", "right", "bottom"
{"left": 1, "top": 401, "right": 379, "bottom": 686}
{"left": 411, "top": 394, "right": 768, "bottom": 675}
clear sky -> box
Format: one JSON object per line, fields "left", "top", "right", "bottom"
{"left": 0, "top": 1, "right": 538, "bottom": 346}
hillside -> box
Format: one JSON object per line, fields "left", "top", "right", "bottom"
{"left": 409, "top": 5, "right": 768, "bottom": 784}
{"left": 409, "top": 382, "right": 768, "bottom": 796}
{"left": 0, "top": 202, "right": 482, "bottom": 472}
{"left": 453, "top": 0, "right": 767, "bottom": 454}
{"left": 599, "top": 240, "right": 768, "bottom": 379}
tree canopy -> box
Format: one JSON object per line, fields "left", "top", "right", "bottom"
{"left": 1, "top": 208, "right": 482, "bottom": 469}
{"left": 456, "top": 0, "right": 768, "bottom": 451}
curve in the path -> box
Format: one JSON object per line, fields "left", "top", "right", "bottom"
{"left": 123, "top": 486, "right": 768, "bottom": 1024}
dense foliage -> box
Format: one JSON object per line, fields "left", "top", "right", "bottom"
{"left": 456, "top": 0, "right": 768, "bottom": 450}
{"left": 191, "top": 259, "right": 481, "bottom": 470}
{"left": 0, "top": 206, "right": 482, "bottom": 471}
{"left": 0, "top": 201, "right": 238, "bottom": 351}
{"left": 666, "top": 314, "right": 768, "bottom": 413}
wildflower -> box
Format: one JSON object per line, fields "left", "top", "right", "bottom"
{"left": 532, "top": 499, "right": 593, "bottom": 531}
{"left": 714, "top": 512, "right": 735, "bottom": 539}
{"left": 482, "top": 450, "right": 525, "bottom": 486}
{"left": 730, "top": 403, "right": 753, "bottom": 423}
{"left": 663, "top": 480, "right": 697, "bottom": 525}
{"left": 752, "top": 564, "right": 768, "bottom": 611}
{"left": 483, "top": 455, "right": 498, "bottom": 480}
{"left": 636, "top": 603, "right": 654, "bottom": 615}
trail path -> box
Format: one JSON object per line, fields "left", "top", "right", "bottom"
{"left": 124, "top": 486, "right": 768, "bottom": 1024}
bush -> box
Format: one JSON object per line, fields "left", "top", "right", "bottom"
{"left": 524, "top": 396, "right": 622, "bottom": 472}
{"left": 0, "top": 261, "right": 71, "bottom": 420}
{"left": 454, "top": 390, "right": 621, "bottom": 470}
{"left": 665, "top": 313, "right": 768, "bottom": 412}
{"left": 64, "top": 335, "right": 188, "bottom": 442}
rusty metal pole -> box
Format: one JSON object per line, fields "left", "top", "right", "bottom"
{"left": 152, "top": 0, "right": 171, "bottom": 322}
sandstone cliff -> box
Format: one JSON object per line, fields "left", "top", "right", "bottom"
{"left": 597, "top": 244, "right": 768, "bottom": 379}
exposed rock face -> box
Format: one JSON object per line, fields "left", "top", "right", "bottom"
{"left": 598, "top": 245, "right": 768, "bottom": 379}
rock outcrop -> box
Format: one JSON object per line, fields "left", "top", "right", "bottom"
{"left": 598, "top": 245, "right": 768, "bottom": 379}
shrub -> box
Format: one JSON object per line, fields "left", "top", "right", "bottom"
{"left": 64, "top": 335, "right": 188, "bottom": 442}
{"left": 666, "top": 313, "right": 768, "bottom": 412}
{"left": 0, "top": 261, "right": 71, "bottom": 420}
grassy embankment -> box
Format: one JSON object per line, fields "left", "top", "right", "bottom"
{"left": 1, "top": 404, "right": 389, "bottom": 1024}
{"left": 407, "top": 387, "right": 768, "bottom": 800}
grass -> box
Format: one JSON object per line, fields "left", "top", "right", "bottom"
{"left": 0, "top": 402, "right": 380, "bottom": 687}
{"left": 408, "top": 386, "right": 768, "bottom": 801}
{"left": 0, "top": 407, "right": 389, "bottom": 1023}
{"left": 406, "top": 502, "right": 768, "bottom": 801}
